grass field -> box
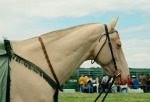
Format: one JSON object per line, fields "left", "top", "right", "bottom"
{"left": 59, "top": 92, "right": 150, "bottom": 102}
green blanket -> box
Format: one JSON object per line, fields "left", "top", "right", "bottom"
{"left": 0, "top": 41, "right": 9, "bottom": 102}
{"left": 0, "top": 39, "right": 59, "bottom": 102}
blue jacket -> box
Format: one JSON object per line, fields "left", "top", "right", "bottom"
{"left": 132, "top": 78, "right": 139, "bottom": 89}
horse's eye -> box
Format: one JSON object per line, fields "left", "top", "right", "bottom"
{"left": 116, "top": 43, "right": 121, "bottom": 48}
{"left": 116, "top": 40, "right": 122, "bottom": 49}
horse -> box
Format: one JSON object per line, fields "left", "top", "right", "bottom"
{"left": 9, "top": 16, "right": 129, "bottom": 102}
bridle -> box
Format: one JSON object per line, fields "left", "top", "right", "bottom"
{"left": 38, "top": 24, "right": 121, "bottom": 102}
{"left": 92, "top": 24, "right": 121, "bottom": 102}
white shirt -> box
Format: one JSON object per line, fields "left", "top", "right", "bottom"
{"left": 120, "top": 84, "right": 128, "bottom": 88}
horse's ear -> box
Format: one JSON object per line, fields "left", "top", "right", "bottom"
{"left": 107, "top": 16, "right": 119, "bottom": 29}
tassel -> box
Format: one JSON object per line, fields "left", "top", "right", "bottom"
{"left": 11, "top": 54, "right": 58, "bottom": 91}
{"left": 3, "top": 39, "right": 59, "bottom": 102}
{"left": 4, "top": 39, "right": 13, "bottom": 60}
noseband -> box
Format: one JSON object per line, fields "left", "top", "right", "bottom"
{"left": 93, "top": 24, "right": 121, "bottom": 102}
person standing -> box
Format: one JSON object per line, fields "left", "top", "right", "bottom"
{"left": 139, "top": 73, "right": 146, "bottom": 92}
{"left": 132, "top": 75, "right": 139, "bottom": 89}
{"left": 96, "top": 75, "right": 100, "bottom": 85}
{"left": 82, "top": 82, "right": 88, "bottom": 93}
{"left": 84, "top": 74, "right": 88, "bottom": 83}
{"left": 87, "top": 76, "right": 92, "bottom": 83}
{"left": 120, "top": 84, "right": 128, "bottom": 93}
{"left": 101, "top": 75, "right": 107, "bottom": 92}
{"left": 78, "top": 75, "right": 85, "bottom": 92}
{"left": 127, "top": 77, "right": 132, "bottom": 89}
{"left": 87, "top": 80, "right": 94, "bottom": 93}
{"left": 96, "top": 75, "right": 103, "bottom": 93}
{"left": 96, "top": 75, "right": 102, "bottom": 93}
{"left": 102, "top": 75, "right": 107, "bottom": 84}
{"left": 146, "top": 74, "right": 150, "bottom": 92}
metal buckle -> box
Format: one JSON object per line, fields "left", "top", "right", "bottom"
{"left": 114, "top": 69, "right": 122, "bottom": 77}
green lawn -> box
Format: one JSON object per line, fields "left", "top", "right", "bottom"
{"left": 59, "top": 92, "right": 150, "bottom": 102}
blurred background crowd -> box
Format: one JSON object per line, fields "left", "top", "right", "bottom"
{"left": 78, "top": 73, "right": 150, "bottom": 93}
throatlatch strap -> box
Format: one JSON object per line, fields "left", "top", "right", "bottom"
{"left": 38, "top": 37, "right": 63, "bottom": 92}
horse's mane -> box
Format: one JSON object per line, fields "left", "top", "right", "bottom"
{"left": 41, "top": 23, "right": 100, "bottom": 37}
{"left": 23, "top": 23, "right": 100, "bottom": 41}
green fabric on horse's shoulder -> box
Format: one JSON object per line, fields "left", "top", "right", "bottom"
{"left": 0, "top": 40, "right": 9, "bottom": 102}
{"left": 0, "top": 41, "right": 7, "bottom": 55}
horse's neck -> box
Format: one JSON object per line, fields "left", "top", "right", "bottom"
{"left": 41, "top": 24, "right": 103, "bottom": 84}
{"left": 11, "top": 23, "right": 102, "bottom": 84}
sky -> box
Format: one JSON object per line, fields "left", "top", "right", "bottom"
{"left": 0, "top": 0, "right": 150, "bottom": 68}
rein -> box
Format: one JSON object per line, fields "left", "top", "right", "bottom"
{"left": 93, "top": 24, "right": 121, "bottom": 102}
{"left": 3, "top": 24, "right": 121, "bottom": 102}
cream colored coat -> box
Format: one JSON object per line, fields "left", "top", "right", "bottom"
{"left": 9, "top": 17, "right": 129, "bottom": 102}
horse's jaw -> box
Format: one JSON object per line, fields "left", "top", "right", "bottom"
{"left": 99, "top": 61, "right": 129, "bottom": 85}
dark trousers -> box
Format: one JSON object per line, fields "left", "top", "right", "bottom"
{"left": 79, "top": 84, "right": 83, "bottom": 92}
{"left": 101, "top": 84, "right": 109, "bottom": 93}
{"left": 147, "top": 85, "right": 150, "bottom": 92}
{"left": 83, "top": 89, "right": 88, "bottom": 93}
{"left": 140, "top": 86, "right": 146, "bottom": 92}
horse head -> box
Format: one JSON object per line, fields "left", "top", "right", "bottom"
{"left": 92, "top": 17, "right": 129, "bottom": 85}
